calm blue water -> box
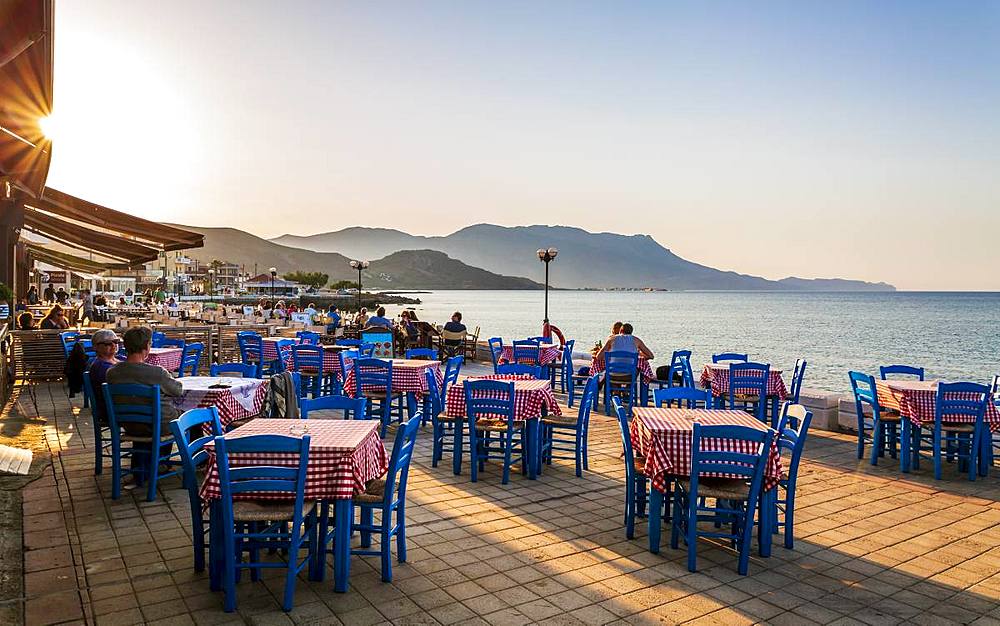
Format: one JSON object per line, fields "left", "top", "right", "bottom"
{"left": 381, "top": 290, "right": 1000, "bottom": 393}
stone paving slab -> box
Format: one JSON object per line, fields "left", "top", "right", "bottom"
{"left": 4, "top": 380, "right": 1000, "bottom": 625}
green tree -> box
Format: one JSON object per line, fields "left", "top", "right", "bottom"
{"left": 329, "top": 279, "right": 358, "bottom": 290}
{"left": 283, "top": 271, "right": 329, "bottom": 289}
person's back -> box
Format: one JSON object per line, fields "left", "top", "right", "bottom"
{"left": 367, "top": 315, "right": 392, "bottom": 328}
{"left": 107, "top": 361, "right": 183, "bottom": 421}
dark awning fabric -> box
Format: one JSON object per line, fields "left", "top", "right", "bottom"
{"left": 23, "top": 241, "right": 128, "bottom": 274}
{"left": 20, "top": 188, "right": 204, "bottom": 265}
{"left": 0, "top": 0, "right": 53, "bottom": 198}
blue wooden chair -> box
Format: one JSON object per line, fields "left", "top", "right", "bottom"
{"left": 612, "top": 397, "right": 647, "bottom": 539}
{"left": 296, "top": 330, "right": 321, "bottom": 345}
{"left": 496, "top": 363, "right": 546, "bottom": 379}
{"left": 405, "top": 348, "right": 437, "bottom": 360}
{"left": 604, "top": 351, "right": 639, "bottom": 416}
{"left": 349, "top": 414, "right": 421, "bottom": 582}
{"left": 712, "top": 352, "right": 748, "bottom": 364}
{"left": 160, "top": 337, "right": 186, "bottom": 350}
{"left": 426, "top": 369, "right": 458, "bottom": 468}
{"left": 355, "top": 358, "right": 403, "bottom": 437}
{"left": 728, "top": 362, "right": 770, "bottom": 423}
{"left": 771, "top": 403, "right": 812, "bottom": 549}
{"left": 102, "top": 383, "right": 181, "bottom": 501}
{"left": 291, "top": 344, "right": 324, "bottom": 398}
{"left": 82, "top": 370, "right": 113, "bottom": 475}
{"left": 333, "top": 349, "right": 358, "bottom": 396}
{"left": 669, "top": 422, "right": 774, "bottom": 575}
{"left": 511, "top": 339, "right": 541, "bottom": 365}
{"left": 653, "top": 387, "right": 712, "bottom": 409}
{"left": 465, "top": 380, "right": 525, "bottom": 484}
{"left": 300, "top": 394, "right": 367, "bottom": 420}
{"left": 879, "top": 364, "right": 925, "bottom": 381}
{"left": 540, "top": 374, "right": 597, "bottom": 477}
{"left": 551, "top": 339, "right": 574, "bottom": 392}
{"left": 237, "top": 332, "right": 264, "bottom": 378}
{"left": 169, "top": 407, "right": 223, "bottom": 573}
{"left": 271, "top": 339, "right": 296, "bottom": 374}
{"left": 991, "top": 375, "right": 999, "bottom": 467}
{"left": 848, "top": 371, "right": 901, "bottom": 467}
{"left": 788, "top": 359, "right": 807, "bottom": 403}
{"left": 487, "top": 337, "right": 504, "bottom": 374}
{"left": 213, "top": 433, "right": 317, "bottom": 612}
{"left": 150, "top": 331, "right": 167, "bottom": 348}
{"left": 178, "top": 342, "right": 203, "bottom": 377}
{"left": 442, "top": 356, "right": 463, "bottom": 395}
{"left": 911, "top": 381, "right": 990, "bottom": 481}
{"left": 210, "top": 363, "right": 258, "bottom": 378}
{"left": 59, "top": 331, "right": 81, "bottom": 358}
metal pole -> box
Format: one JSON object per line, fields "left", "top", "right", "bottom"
{"left": 357, "top": 268, "right": 362, "bottom": 311}
{"left": 544, "top": 260, "right": 549, "bottom": 323}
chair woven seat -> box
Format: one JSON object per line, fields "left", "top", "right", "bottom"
{"left": 434, "top": 413, "right": 461, "bottom": 422}
{"left": 877, "top": 413, "right": 902, "bottom": 422}
{"left": 475, "top": 419, "right": 518, "bottom": 432}
{"left": 354, "top": 478, "right": 387, "bottom": 504}
{"left": 122, "top": 432, "right": 174, "bottom": 443}
{"left": 676, "top": 477, "right": 749, "bottom": 501}
{"left": 732, "top": 393, "right": 762, "bottom": 402}
{"left": 942, "top": 422, "right": 976, "bottom": 433}
{"left": 634, "top": 455, "right": 647, "bottom": 477}
{"left": 233, "top": 500, "right": 316, "bottom": 522}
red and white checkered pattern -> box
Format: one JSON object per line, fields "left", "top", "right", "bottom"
{"left": 630, "top": 407, "right": 783, "bottom": 494}
{"left": 262, "top": 337, "right": 294, "bottom": 369}
{"left": 590, "top": 355, "right": 655, "bottom": 383}
{"left": 199, "top": 419, "right": 388, "bottom": 501}
{"left": 146, "top": 347, "right": 182, "bottom": 371}
{"left": 445, "top": 377, "right": 562, "bottom": 421}
{"left": 343, "top": 359, "right": 443, "bottom": 398}
{"left": 876, "top": 380, "right": 1000, "bottom": 432}
{"left": 498, "top": 345, "right": 561, "bottom": 366}
{"left": 700, "top": 364, "right": 788, "bottom": 400}
{"left": 174, "top": 377, "right": 268, "bottom": 429}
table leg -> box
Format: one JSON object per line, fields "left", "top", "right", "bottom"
{"left": 208, "top": 501, "right": 222, "bottom": 592}
{"left": 312, "top": 501, "right": 329, "bottom": 581}
{"left": 758, "top": 489, "right": 772, "bottom": 558}
{"left": 770, "top": 396, "right": 779, "bottom": 428}
{"left": 900, "top": 420, "right": 911, "bottom": 473}
{"left": 453, "top": 419, "right": 464, "bottom": 476}
{"left": 527, "top": 417, "right": 539, "bottom": 480}
{"left": 648, "top": 488, "right": 663, "bottom": 553}
{"left": 333, "top": 499, "right": 352, "bottom": 593}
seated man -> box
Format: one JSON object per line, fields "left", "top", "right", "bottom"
{"left": 596, "top": 322, "right": 654, "bottom": 363}
{"left": 366, "top": 306, "right": 393, "bottom": 329}
{"left": 106, "top": 326, "right": 184, "bottom": 432}
{"left": 325, "top": 305, "right": 341, "bottom": 334}
{"left": 88, "top": 329, "right": 122, "bottom": 423}
{"left": 443, "top": 311, "right": 467, "bottom": 344}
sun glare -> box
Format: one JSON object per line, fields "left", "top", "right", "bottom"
{"left": 38, "top": 114, "right": 58, "bottom": 140}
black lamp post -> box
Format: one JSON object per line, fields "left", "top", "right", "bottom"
{"left": 208, "top": 268, "right": 215, "bottom": 301}
{"left": 536, "top": 247, "right": 559, "bottom": 325}
{"left": 269, "top": 267, "right": 277, "bottom": 302}
{"left": 349, "top": 260, "right": 370, "bottom": 311}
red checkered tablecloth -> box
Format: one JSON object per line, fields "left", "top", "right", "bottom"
{"left": 590, "top": 355, "right": 655, "bottom": 383}
{"left": 876, "top": 380, "right": 1000, "bottom": 432}
{"left": 630, "top": 407, "right": 783, "bottom": 493}
{"left": 262, "top": 337, "right": 294, "bottom": 369}
{"left": 173, "top": 377, "right": 269, "bottom": 429}
{"left": 445, "top": 376, "right": 562, "bottom": 421}
{"left": 200, "top": 419, "right": 387, "bottom": 501}
{"left": 498, "top": 345, "right": 561, "bottom": 366}
{"left": 146, "top": 348, "right": 182, "bottom": 371}
{"left": 700, "top": 364, "right": 788, "bottom": 399}
{"left": 343, "top": 359, "right": 443, "bottom": 398}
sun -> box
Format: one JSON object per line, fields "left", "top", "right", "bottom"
{"left": 38, "top": 114, "right": 59, "bottom": 141}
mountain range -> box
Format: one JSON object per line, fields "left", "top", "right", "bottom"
{"left": 270, "top": 224, "right": 895, "bottom": 291}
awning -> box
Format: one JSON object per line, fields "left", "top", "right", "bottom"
{"left": 0, "top": 0, "right": 53, "bottom": 198}
{"left": 23, "top": 241, "right": 128, "bottom": 274}
{"left": 20, "top": 187, "right": 204, "bottom": 265}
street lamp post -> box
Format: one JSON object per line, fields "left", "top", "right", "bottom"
{"left": 348, "top": 260, "right": 370, "bottom": 312}
{"left": 269, "top": 267, "right": 277, "bottom": 302}
{"left": 208, "top": 268, "right": 215, "bottom": 301}
{"left": 536, "top": 247, "right": 559, "bottom": 328}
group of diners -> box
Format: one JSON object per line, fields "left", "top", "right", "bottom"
{"left": 849, "top": 365, "right": 999, "bottom": 480}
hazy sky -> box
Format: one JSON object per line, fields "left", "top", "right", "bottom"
{"left": 45, "top": 1, "right": 999, "bottom": 290}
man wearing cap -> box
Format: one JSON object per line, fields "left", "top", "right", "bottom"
{"left": 89, "top": 329, "right": 121, "bottom": 423}
{"left": 107, "top": 326, "right": 184, "bottom": 427}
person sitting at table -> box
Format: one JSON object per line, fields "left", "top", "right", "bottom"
{"left": 303, "top": 302, "right": 318, "bottom": 317}
{"left": 604, "top": 321, "right": 624, "bottom": 346}
{"left": 443, "top": 311, "right": 467, "bottom": 345}
{"left": 596, "top": 322, "right": 654, "bottom": 362}
{"left": 27, "top": 285, "right": 39, "bottom": 305}
{"left": 397, "top": 310, "right": 419, "bottom": 347}
{"left": 40, "top": 304, "right": 70, "bottom": 330}
{"left": 14, "top": 297, "right": 27, "bottom": 313}
{"left": 55, "top": 286, "right": 69, "bottom": 305}
{"left": 354, "top": 307, "right": 369, "bottom": 327}
{"left": 89, "top": 329, "right": 122, "bottom": 422}
{"left": 107, "top": 326, "right": 183, "bottom": 427}
{"left": 325, "top": 305, "right": 341, "bottom": 334}
{"left": 43, "top": 283, "right": 55, "bottom": 303}
{"left": 367, "top": 306, "right": 392, "bottom": 328}
{"left": 118, "top": 296, "right": 127, "bottom": 306}
{"left": 16, "top": 311, "right": 34, "bottom": 330}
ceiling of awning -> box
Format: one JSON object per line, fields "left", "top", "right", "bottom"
{"left": 23, "top": 241, "right": 128, "bottom": 274}
{"left": 0, "top": 0, "right": 53, "bottom": 198}
{"left": 20, "top": 187, "right": 204, "bottom": 265}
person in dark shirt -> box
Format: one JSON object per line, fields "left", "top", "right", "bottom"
{"left": 40, "top": 305, "right": 69, "bottom": 329}
{"left": 43, "top": 283, "right": 55, "bottom": 303}
{"left": 88, "top": 329, "right": 121, "bottom": 422}
{"left": 443, "top": 312, "right": 467, "bottom": 348}
{"left": 55, "top": 287, "right": 68, "bottom": 304}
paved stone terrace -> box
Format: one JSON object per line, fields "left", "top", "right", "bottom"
{"left": 5, "top": 381, "right": 1000, "bottom": 626}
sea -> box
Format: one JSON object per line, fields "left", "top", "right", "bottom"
{"left": 379, "top": 290, "right": 1000, "bottom": 394}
